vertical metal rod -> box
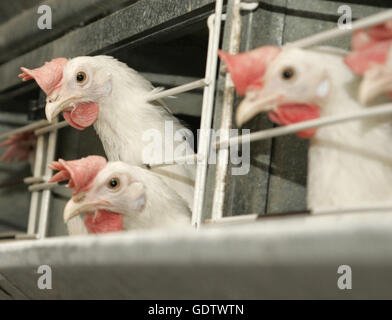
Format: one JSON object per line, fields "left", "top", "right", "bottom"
{"left": 191, "top": 0, "right": 224, "bottom": 228}
{"left": 37, "top": 117, "right": 58, "bottom": 239}
{"left": 211, "top": 0, "right": 242, "bottom": 221}
{"left": 27, "top": 135, "right": 45, "bottom": 235}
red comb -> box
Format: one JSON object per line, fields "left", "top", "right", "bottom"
{"left": 346, "top": 21, "right": 392, "bottom": 74}
{"left": 49, "top": 156, "right": 107, "bottom": 195}
{"left": 344, "top": 40, "right": 392, "bottom": 75}
{"left": 352, "top": 22, "right": 392, "bottom": 51}
{"left": 0, "top": 131, "right": 37, "bottom": 163}
{"left": 218, "top": 46, "right": 281, "bottom": 96}
{"left": 19, "top": 58, "right": 68, "bottom": 96}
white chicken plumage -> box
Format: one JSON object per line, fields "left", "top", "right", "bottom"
{"left": 221, "top": 46, "right": 392, "bottom": 211}
{"left": 344, "top": 21, "right": 392, "bottom": 104}
{"left": 304, "top": 48, "right": 392, "bottom": 210}
{"left": 20, "top": 56, "right": 195, "bottom": 234}
{"left": 49, "top": 156, "right": 190, "bottom": 234}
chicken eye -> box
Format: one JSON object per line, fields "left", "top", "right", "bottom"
{"left": 281, "top": 67, "right": 295, "bottom": 80}
{"left": 76, "top": 72, "right": 87, "bottom": 83}
{"left": 107, "top": 177, "right": 120, "bottom": 190}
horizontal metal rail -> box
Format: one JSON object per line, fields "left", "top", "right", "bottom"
{"left": 206, "top": 214, "right": 258, "bottom": 224}
{"left": 287, "top": 9, "right": 392, "bottom": 48}
{"left": 148, "top": 154, "right": 200, "bottom": 168}
{"left": 140, "top": 103, "right": 392, "bottom": 168}
{"left": 28, "top": 182, "right": 58, "bottom": 192}
{"left": 24, "top": 176, "right": 45, "bottom": 185}
{"left": 208, "top": 204, "right": 392, "bottom": 225}
{"left": 0, "top": 111, "right": 32, "bottom": 126}
{"left": 35, "top": 121, "right": 69, "bottom": 135}
{"left": 0, "top": 119, "right": 48, "bottom": 141}
{"left": 0, "top": 78, "right": 208, "bottom": 140}
{"left": 216, "top": 103, "right": 392, "bottom": 149}
{"left": 147, "top": 78, "right": 209, "bottom": 102}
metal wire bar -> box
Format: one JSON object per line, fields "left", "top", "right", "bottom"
{"left": 216, "top": 103, "right": 392, "bottom": 149}
{"left": 240, "top": 2, "right": 258, "bottom": 11}
{"left": 37, "top": 117, "right": 59, "bottom": 239}
{"left": 145, "top": 103, "right": 392, "bottom": 169}
{"left": 211, "top": 0, "right": 242, "bottom": 221}
{"left": 8, "top": 79, "right": 208, "bottom": 137}
{"left": 148, "top": 154, "right": 200, "bottom": 168}
{"left": 0, "top": 119, "right": 48, "bottom": 141}
{"left": 35, "top": 120, "right": 69, "bottom": 135}
{"left": 287, "top": 9, "right": 392, "bottom": 49}
{"left": 24, "top": 176, "right": 45, "bottom": 184}
{"left": 208, "top": 204, "right": 392, "bottom": 225}
{"left": 28, "top": 182, "right": 57, "bottom": 192}
{"left": 0, "top": 111, "right": 32, "bottom": 126}
{"left": 314, "top": 204, "right": 392, "bottom": 215}
{"left": 206, "top": 213, "right": 258, "bottom": 224}
{"left": 147, "top": 78, "right": 208, "bottom": 102}
{"left": 192, "top": 0, "right": 224, "bottom": 228}
{"left": 27, "top": 135, "right": 45, "bottom": 235}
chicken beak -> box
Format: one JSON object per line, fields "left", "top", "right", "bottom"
{"left": 63, "top": 196, "right": 110, "bottom": 223}
{"left": 45, "top": 95, "right": 79, "bottom": 123}
{"left": 45, "top": 101, "right": 63, "bottom": 123}
{"left": 359, "top": 70, "right": 392, "bottom": 105}
{"left": 236, "top": 91, "right": 282, "bottom": 127}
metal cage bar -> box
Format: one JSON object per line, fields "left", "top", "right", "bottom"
{"left": 211, "top": 0, "right": 242, "bottom": 221}
{"left": 191, "top": 0, "right": 225, "bottom": 228}
{"left": 26, "top": 134, "right": 45, "bottom": 236}
{"left": 217, "top": 102, "right": 392, "bottom": 149}
{"left": 37, "top": 117, "right": 59, "bottom": 239}
{"left": 11, "top": 4, "right": 392, "bottom": 238}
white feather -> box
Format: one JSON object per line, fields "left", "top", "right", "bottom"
{"left": 62, "top": 56, "right": 194, "bottom": 235}
{"left": 293, "top": 48, "right": 392, "bottom": 210}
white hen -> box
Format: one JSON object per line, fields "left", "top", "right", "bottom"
{"left": 220, "top": 46, "right": 392, "bottom": 211}
{"left": 49, "top": 156, "right": 190, "bottom": 234}
{"left": 19, "top": 56, "right": 195, "bottom": 233}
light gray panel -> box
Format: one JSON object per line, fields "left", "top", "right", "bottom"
{"left": 1, "top": 211, "right": 392, "bottom": 299}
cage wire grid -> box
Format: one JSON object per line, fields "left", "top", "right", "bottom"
{"left": 1, "top": 1, "right": 392, "bottom": 239}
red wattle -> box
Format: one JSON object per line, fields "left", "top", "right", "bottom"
{"left": 84, "top": 210, "right": 123, "bottom": 234}
{"left": 268, "top": 103, "right": 320, "bottom": 139}
{"left": 63, "top": 102, "right": 99, "bottom": 130}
